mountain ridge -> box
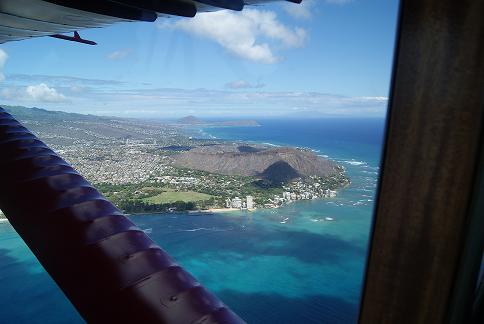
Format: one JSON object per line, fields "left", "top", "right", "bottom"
{"left": 172, "top": 144, "right": 340, "bottom": 184}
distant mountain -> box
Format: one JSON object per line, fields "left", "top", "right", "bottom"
{"left": 0, "top": 105, "right": 187, "bottom": 145}
{"left": 3, "top": 105, "right": 101, "bottom": 122}
{"left": 176, "top": 115, "right": 260, "bottom": 127}
{"left": 172, "top": 144, "right": 339, "bottom": 184}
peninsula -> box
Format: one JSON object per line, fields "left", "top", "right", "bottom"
{"left": 4, "top": 105, "right": 350, "bottom": 214}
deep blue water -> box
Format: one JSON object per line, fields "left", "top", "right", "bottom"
{"left": 202, "top": 118, "right": 385, "bottom": 165}
{"left": 0, "top": 118, "right": 386, "bottom": 323}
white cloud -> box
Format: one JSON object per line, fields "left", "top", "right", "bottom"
{"left": 1, "top": 83, "right": 67, "bottom": 102}
{"left": 107, "top": 49, "right": 130, "bottom": 60}
{"left": 160, "top": 9, "right": 306, "bottom": 64}
{"left": 26, "top": 83, "right": 66, "bottom": 102}
{"left": 225, "top": 80, "right": 265, "bottom": 89}
{"left": 0, "top": 49, "right": 8, "bottom": 81}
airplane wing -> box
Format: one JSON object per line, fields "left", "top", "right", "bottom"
{"left": 0, "top": 0, "right": 302, "bottom": 44}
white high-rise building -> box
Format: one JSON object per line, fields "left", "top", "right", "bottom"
{"left": 283, "top": 192, "right": 291, "bottom": 201}
{"left": 246, "top": 196, "right": 254, "bottom": 209}
{"left": 231, "top": 197, "right": 242, "bottom": 209}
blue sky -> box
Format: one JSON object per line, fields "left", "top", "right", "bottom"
{"left": 0, "top": 0, "right": 399, "bottom": 118}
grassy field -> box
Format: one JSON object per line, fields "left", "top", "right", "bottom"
{"left": 142, "top": 191, "right": 213, "bottom": 204}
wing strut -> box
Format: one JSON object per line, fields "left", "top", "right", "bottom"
{"left": 50, "top": 31, "right": 97, "bottom": 45}
{"left": 0, "top": 106, "right": 245, "bottom": 323}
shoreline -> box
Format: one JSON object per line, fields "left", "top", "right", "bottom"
{"left": 125, "top": 127, "right": 352, "bottom": 217}
{"left": 126, "top": 207, "right": 257, "bottom": 217}
{"left": 204, "top": 208, "right": 256, "bottom": 213}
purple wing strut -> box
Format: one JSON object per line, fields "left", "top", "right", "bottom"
{"left": 0, "top": 106, "right": 245, "bottom": 323}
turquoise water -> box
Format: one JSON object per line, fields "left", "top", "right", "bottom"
{"left": 0, "top": 118, "right": 385, "bottom": 323}
{"left": 0, "top": 223, "right": 82, "bottom": 323}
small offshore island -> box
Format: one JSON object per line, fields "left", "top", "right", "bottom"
{"left": 5, "top": 106, "right": 350, "bottom": 214}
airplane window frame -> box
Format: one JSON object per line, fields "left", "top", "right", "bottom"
{"left": 359, "top": 0, "right": 484, "bottom": 323}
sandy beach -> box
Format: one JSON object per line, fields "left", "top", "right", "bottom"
{"left": 207, "top": 208, "right": 240, "bottom": 213}
{"left": 207, "top": 208, "right": 257, "bottom": 213}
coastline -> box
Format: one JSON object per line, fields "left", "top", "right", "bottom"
{"left": 0, "top": 118, "right": 381, "bottom": 324}
{"left": 116, "top": 123, "right": 357, "bottom": 217}
{"left": 126, "top": 207, "right": 256, "bottom": 217}
{"left": 204, "top": 207, "right": 256, "bottom": 213}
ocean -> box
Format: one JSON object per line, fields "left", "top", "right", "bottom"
{"left": 0, "top": 118, "right": 386, "bottom": 323}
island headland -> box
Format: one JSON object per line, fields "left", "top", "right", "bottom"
{"left": 3, "top": 106, "right": 350, "bottom": 214}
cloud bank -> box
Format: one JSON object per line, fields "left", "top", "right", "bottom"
{"left": 1, "top": 83, "right": 67, "bottom": 102}
{"left": 1, "top": 74, "right": 387, "bottom": 118}
{"left": 160, "top": 9, "right": 306, "bottom": 64}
